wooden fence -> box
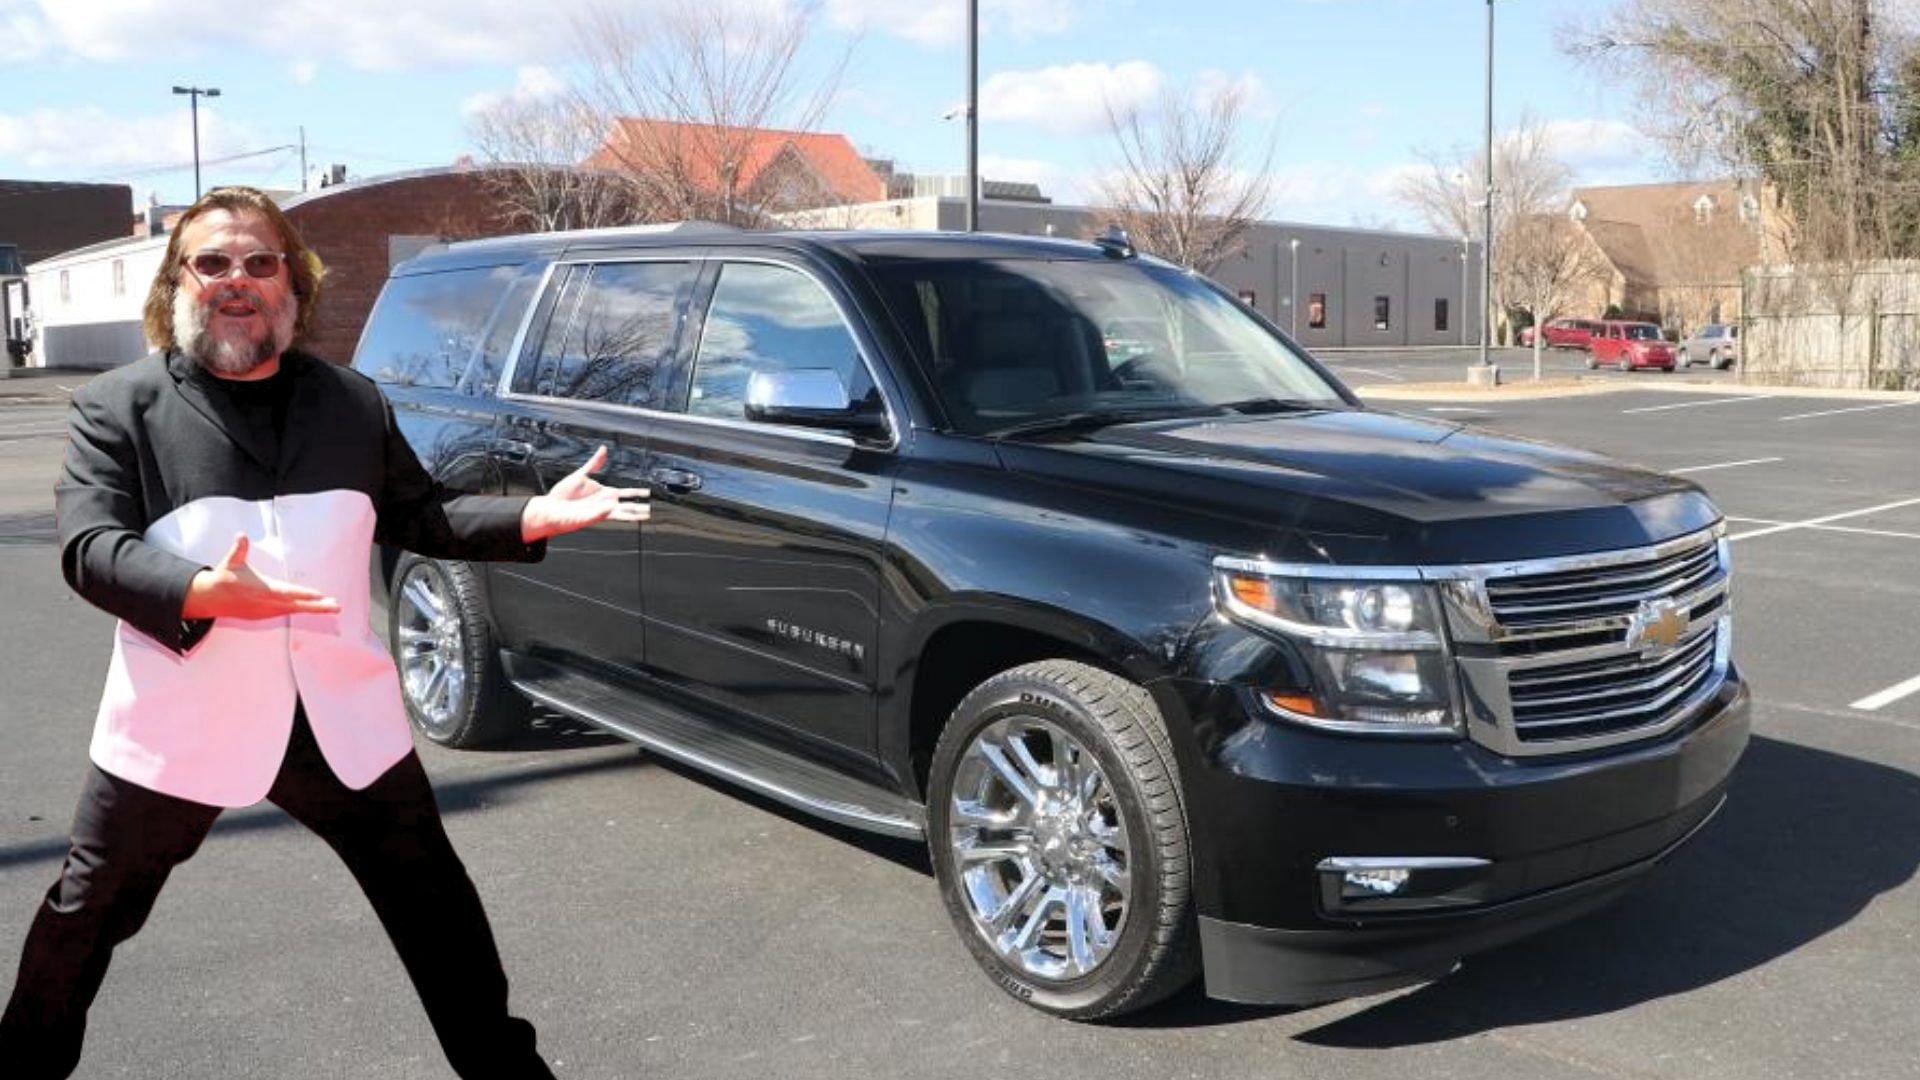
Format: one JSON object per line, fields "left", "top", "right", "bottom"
{"left": 1745, "top": 262, "right": 1920, "bottom": 390}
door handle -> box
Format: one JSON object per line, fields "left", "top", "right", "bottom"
{"left": 498, "top": 439, "right": 535, "bottom": 464}
{"left": 648, "top": 466, "right": 703, "bottom": 493}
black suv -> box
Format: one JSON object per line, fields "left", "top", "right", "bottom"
{"left": 353, "top": 226, "right": 1750, "bottom": 1018}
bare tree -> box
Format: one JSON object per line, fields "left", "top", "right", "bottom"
{"left": 573, "top": 0, "right": 854, "bottom": 227}
{"left": 1394, "top": 115, "right": 1575, "bottom": 342}
{"left": 1090, "top": 83, "right": 1276, "bottom": 274}
{"left": 1505, "top": 214, "right": 1613, "bottom": 378}
{"left": 466, "top": 93, "right": 639, "bottom": 232}
{"left": 1566, "top": 0, "right": 1920, "bottom": 263}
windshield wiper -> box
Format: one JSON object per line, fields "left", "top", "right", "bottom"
{"left": 1215, "top": 397, "right": 1335, "bottom": 416}
{"left": 987, "top": 406, "right": 1222, "bottom": 440}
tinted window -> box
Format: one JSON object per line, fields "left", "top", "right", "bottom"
{"left": 353, "top": 265, "right": 522, "bottom": 389}
{"left": 868, "top": 258, "right": 1345, "bottom": 435}
{"left": 1625, "top": 324, "right": 1661, "bottom": 340}
{"left": 686, "top": 263, "right": 871, "bottom": 421}
{"left": 542, "top": 261, "right": 694, "bottom": 407}
{"left": 457, "top": 264, "right": 541, "bottom": 395}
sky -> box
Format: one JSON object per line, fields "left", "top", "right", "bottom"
{"left": 0, "top": 0, "right": 1677, "bottom": 234}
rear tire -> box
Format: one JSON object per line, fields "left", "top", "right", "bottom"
{"left": 389, "top": 555, "right": 529, "bottom": 748}
{"left": 927, "top": 660, "right": 1198, "bottom": 1019}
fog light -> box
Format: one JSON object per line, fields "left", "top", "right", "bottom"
{"left": 1317, "top": 856, "right": 1493, "bottom": 914}
{"left": 1345, "top": 867, "right": 1410, "bottom": 896}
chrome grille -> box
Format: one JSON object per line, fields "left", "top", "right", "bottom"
{"left": 1439, "top": 527, "right": 1732, "bottom": 757}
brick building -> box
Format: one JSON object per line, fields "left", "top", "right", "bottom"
{"left": 279, "top": 167, "right": 527, "bottom": 362}
{"left": 24, "top": 167, "right": 529, "bottom": 370}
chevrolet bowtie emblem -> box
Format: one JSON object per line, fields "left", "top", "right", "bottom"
{"left": 1626, "top": 597, "right": 1689, "bottom": 655}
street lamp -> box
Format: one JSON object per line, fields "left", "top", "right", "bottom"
{"left": 965, "top": 0, "right": 979, "bottom": 232}
{"left": 1477, "top": 0, "right": 1495, "bottom": 374}
{"left": 1459, "top": 236, "right": 1470, "bottom": 346}
{"left": 1288, "top": 237, "right": 1301, "bottom": 336}
{"left": 172, "top": 85, "right": 221, "bottom": 201}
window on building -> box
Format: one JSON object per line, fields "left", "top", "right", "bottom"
{"left": 1435, "top": 298, "right": 1449, "bottom": 332}
{"left": 1694, "top": 194, "right": 1715, "bottom": 224}
{"left": 687, "top": 262, "right": 872, "bottom": 422}
{"left": 1236, "top": 289, "right": 1257, "bottom": 307}
{"left": 112, "top": 260, "right": 125, "bottom": 297}
{"left": 1374, "top": 296, "right": 1391, "bottom": 331}
{"left": 59, "top": 271, "right": 70, "bottom": 304}
{"left": 1307, "top": 293, "right": 1327, "bottom": 330}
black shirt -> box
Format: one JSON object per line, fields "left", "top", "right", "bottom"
{"left": 185, "top": 359, "right": 295, "bottom": 465}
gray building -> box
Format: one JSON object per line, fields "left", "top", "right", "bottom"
{"left": 783, "top": 196, "right": 1483, "bottom": 349}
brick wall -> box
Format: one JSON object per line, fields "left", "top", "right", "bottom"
{"left": 285, "top": 172, "right": 525, "bottom": 364}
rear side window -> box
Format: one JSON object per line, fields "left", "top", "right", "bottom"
{"left": 538, "top": 261, "right": 696, "bottom": 407}
{"left": 685, "top": 262, "right": 872, "bottom": 421}
{"left": 353, "top": 265, "right": 526, "bottom": 390}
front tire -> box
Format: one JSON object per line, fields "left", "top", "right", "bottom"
{"left": 927, "top": 660, "right": 1198, "bottom": 1019}
{"left": 389, "top": 555, "right": 529, "bottom": 747}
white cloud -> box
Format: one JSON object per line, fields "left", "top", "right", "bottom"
{"left": 290, "top": 61, "right": 320, "bottom": 85}
{"left": 982, "top": 61, "right": 1164, "bottom": 135}
{"left": 825, "top": 0, "right": 1077, "bottom": 45}
{"left": 1266, "top": 161, "right": 1420, "bottom": 231}
{"left": 0, "top": 105, "right": 266, "bottom": 178}
{"left": 1539, "top": 118, "right": 1651, "bottom": 172}
{"left": 461, "top": 66, "right": 570, "bottom": 118}
{"left": 17, "top": 0, "right": 591, "bottom": 69}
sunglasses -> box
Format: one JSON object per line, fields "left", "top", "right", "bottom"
{"left": 181, "top": 250, "right": 288, "bottom": 281}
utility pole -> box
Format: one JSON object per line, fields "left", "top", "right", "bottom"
{"left": 172, "top": 85, "right": 221, "bottom": 200}
{"left": 1466, "top": 0, "right": 1497, "bottom": 386}
{"left": 965, "top": 0, "right": 979, "bottom": 232}
{"left": 299, "top": 126, "right": 309, "bottom": 193}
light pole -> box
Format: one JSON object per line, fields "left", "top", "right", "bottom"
{"left": 1478, "top": 0, "right": 1495, "bottom": 372}
{"left": 1289, "top": 237, "right": 1301, "bottom": 336}
{"left": 1460, "top": 235, "right": 1470, "bottom": 346}
{"left": 172, "top": 85, "right": 221, "bottom": 201}
{"left": 965, "top": 0, "right": 979, "bottom": 232}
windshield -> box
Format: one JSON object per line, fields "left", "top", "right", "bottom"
{"left": 866, "top": 258, "right": 1349, "bottom": 436}
{"left": 1625, "top": 324, "right": 1662, "bottom": 341}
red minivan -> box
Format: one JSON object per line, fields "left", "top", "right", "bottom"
{"left": 1587, "top": 321, "right": 1676, "bottom": 371}
{"left": 1522, "top": 318, "right": 1602, "bottom": 350}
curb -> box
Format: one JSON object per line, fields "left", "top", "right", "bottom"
{"left": 1355, "top": 377, "right": 1920, "bottom": 404}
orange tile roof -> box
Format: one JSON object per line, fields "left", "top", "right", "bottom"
{"left": 587, "top": 118, "right": 884, "bottom": 205}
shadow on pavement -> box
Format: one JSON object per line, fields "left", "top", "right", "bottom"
{"left": 1291, "top": 734, "right": 1919, "bottom": 1045}
{"left": 0, "top": 748, "right": 651, "bottom": 872}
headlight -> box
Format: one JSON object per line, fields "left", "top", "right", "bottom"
{"left": 1214, "top": 558, "right": 1460, "bottom": 736}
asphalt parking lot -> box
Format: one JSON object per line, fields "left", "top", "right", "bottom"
{"left": 0, "top": 367, "right": 1916, "bottom": 1079}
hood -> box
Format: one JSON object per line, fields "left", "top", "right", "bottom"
{"left": 992, "top": 408, "right": 1719, "bottom": 564}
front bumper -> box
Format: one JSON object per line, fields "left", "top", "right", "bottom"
{"left": 1158, "top": 668, "right": 1750, "bottom": 1006}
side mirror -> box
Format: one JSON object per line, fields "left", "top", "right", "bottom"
{"left": 744, "top": 368, "right": 890, "bottom": 441}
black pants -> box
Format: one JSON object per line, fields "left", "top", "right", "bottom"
{"left": 0, "top": 708, "right": 554, "bottom": 1079}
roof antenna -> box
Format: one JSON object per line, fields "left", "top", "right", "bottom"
{"left": 1094, "top": 222, "right": 1136, "bottom": 259}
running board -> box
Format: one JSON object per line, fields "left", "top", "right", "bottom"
{"left": 504, "top": 657, "right": 926, "bottom": 840}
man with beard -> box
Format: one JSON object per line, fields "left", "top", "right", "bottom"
{"left": 0, "top": 186, "right": 644, "bottom": 1078}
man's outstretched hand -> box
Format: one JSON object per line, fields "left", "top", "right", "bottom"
{"left": 182, "top": 534, "right": 343, "bottom": 621}
{"left": 520, "top": 445, "right": 651, "bottom": 543}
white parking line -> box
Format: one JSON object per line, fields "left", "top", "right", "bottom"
{"left": 1426, "top": 406, "right": 1486, "bottom": 414}
{"left": 1671, "top": 457, "right": 1782, "bottom": 474}
{"left": 1621, "top": 397, "right": 1771, "bottom": 414}
{"left": 1851, "top": 673, "right": 1920, "bottom": 712}
{"left": 1724, "top": 516, "right": 1920, "bottom": 541}
{"left": 1341, "top": 368, "right": 1405, "bottom": 382}
{"left": 1727, "top": 496, "right": 1920, "bottom": 542}
{"left": 1778, "top": 399, "right": 1920, "bottom": 422}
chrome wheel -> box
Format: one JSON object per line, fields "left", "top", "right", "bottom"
{"left": 395, "top": 564, "right": 468, "bottom": 738}
{"left": 947, "top": 716, "right": 1131, "bottom": 982}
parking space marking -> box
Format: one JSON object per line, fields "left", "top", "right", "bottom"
{"left": 1622, "top": 396, "right": 1772, "bottom": 414}
{"left": 1671, "top": 457, "right": 1782, "bottom": 474}
{"left": 1723, "top": 516, "right": 1920, "bottom": 541}
{"left": 1851, "top": 673, "right": 1920, "bottom": 712}
{"left": 1426, "top": 406, "right": 1486, "bottom": 414}
{"left": 1339, "top": 367, "right": 1405, "bottom": 382}
{"left": 1727, "top": 495, "right": 1920, "bottom": 542}
{"left": 1778, "top": 399, "right": 1920, "bottom": 422}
